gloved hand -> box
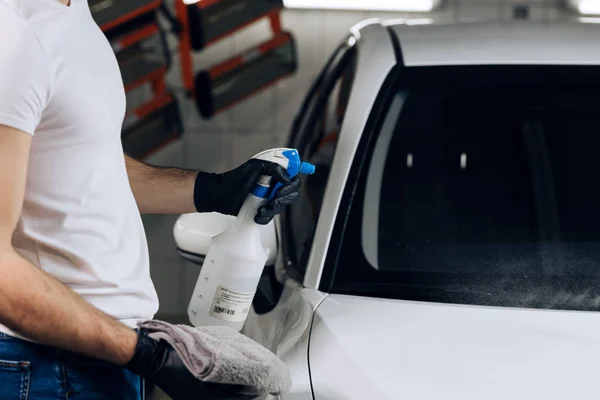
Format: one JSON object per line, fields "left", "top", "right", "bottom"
{"left": 193, "top": 158, "right": 301, "bottom": 225}
{"left": 125, "top": 331, "right": 255, "bottom": 400}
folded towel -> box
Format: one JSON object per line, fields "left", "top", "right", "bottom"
{"left": 137, "top": 320, "right": 291, "bottom": 397}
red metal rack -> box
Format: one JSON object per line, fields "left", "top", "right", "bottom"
{"left": 173, "top": 0, "right": 297, "bottom": 119}
{"left": 91, "top": 0, "right": 184, "bottom": 159}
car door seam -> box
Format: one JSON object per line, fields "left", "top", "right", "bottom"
{"left": 307, "top": 293, "right": 329, "bottom": 400}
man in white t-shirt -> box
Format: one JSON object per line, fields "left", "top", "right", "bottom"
{"left": 0, "top": 0, "right": 300, "bottom": 398}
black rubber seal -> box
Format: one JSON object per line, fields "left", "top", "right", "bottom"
{"left": 194, "top": 71, "right": 215, "bottom": 119}
{"left": 319, "top": 64, "right": 401, "bottom": 293}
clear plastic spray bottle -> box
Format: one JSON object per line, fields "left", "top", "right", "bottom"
{"left": 188, "top": 148, "right": 315, "bottom": 331}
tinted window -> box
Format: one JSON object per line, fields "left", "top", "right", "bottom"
{"left": 284, "top": 40, "right": 357, "bottom": 278}
{"left": 329, "top": 65, "right": 600, "bottom": 311}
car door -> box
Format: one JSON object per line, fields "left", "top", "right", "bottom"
{"left": 243, "top": 35, "right": 358, "bottom": 349}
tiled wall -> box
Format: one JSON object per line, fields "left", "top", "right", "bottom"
{"left": 143, "top": 0, "right": 572, "bottom": 320}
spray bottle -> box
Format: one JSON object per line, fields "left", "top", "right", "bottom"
{"left": 188, "top": 148, "right": 315, "bottom": 330}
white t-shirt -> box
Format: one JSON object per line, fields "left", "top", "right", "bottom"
{"left": 0, "top": 0, "right": 159, "bottom": 338}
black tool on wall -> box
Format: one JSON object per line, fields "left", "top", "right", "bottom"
{"left": 186, "top": 0, "right": 284, "bottom": 51}
{"left": 194, "top": 32, "right": 297, "bottom": 119}
{"left": 171, "top": 0, "right": 298, "bottom": 119}
{"left": 89, "top": 0, "right": 184, "bottom": 159}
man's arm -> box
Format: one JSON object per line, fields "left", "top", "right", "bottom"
{"left": 124, "top": 153, "right": 197, "bottom": 214}
{"left": 0, "top": 125, "right": 137, "bottom": 365}
{"left": 125, "top": 152, "right": 302, "bottom": 223}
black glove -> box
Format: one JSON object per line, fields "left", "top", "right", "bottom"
{"left": 193, "top": 159, "right": 301, "bottom": 225}
{"left": 126, "top": 331, "right": 255, "bottom": 400}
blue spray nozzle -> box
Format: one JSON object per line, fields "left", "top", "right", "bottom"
{"left": 265, "top": 150, "right": 316, "bottom": 201}
{"left": 281, "top": 149, "right": 302, "bottom": 178}
{"left": 249, "top": 148, "right": 317, "bottom": 200}
{"left": 300, "top": 162, "right": 315, "bottom": 175}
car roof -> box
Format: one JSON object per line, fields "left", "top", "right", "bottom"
{"left": 382, "top": 20, "right": 600, "bottom": 67}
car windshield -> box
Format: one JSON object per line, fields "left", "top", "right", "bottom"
{"left": 329, "top": 65, "right": 600, "bottom": 312}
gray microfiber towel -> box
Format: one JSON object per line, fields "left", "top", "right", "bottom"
{"left": 137, "top": 320, "right": 292, "bottom": 396}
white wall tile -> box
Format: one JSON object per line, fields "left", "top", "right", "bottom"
{"left": 457, "top": 5, "right": 502, "bottom": 22}
{"left": 165, "top": 58, "right": 185, "bottom": 90}
{"left": 321, "top": 10, "right": 369, "bottom": 61}
{"left": 433, "top": 4, "right": 460, "bottom": 20}
{"left": 143, "top": 138, "right": 186, "bottom": 168}
{"left": 181, "top": 259, "right": 202, "bottom": 312}
{"left": 365, "top": 10, "right": 407, "bottom": 21}
{"left": 142, "top": 213, "right": 185, "bottom": 316}
{"left": 192, "top": 37, "right": 236, "bottom": 71}
{"left": 275, "top": 70, "right": 319, "bottom": 134}
{"left": 458, "top": 0, "right": 501, "bottom": 6}
{"left": 149, "top": 255, "right": 185, "bottom": 315}
{"left": 276, "top": 70, "right": 319, "bottom": 106}
{"left": 230, "top": 131, "right": 286, "bottom": 167}
{"left": 281, "top": 9, "right": 324, "bottom": 67}
{"left": 143, "top": 214, "right": 181, "bottom": 257}
{"left": 231, "top": 18, "right": 273, "bottom": 53}
{"left": 546, "top": 7, "right": 559, "bottom": 21}
{"left": 229, "top": 86, "right": 277, "bottom": 131}
{"left": 448, "top": 0, "right": 461, "bottom": 13}
{"left": 184, "top": 132, "right": 234, "bottom": 173}
{"left": 276, "top": 101, "right": 301, "bottom": 137}
{"left": 508, "top": 0, "right": 549, "bottom": 3}
{"left": 126, "top": 84, "right": 153, "bottom": 112}
{"left": 366, "top": 10, "right": 445, "bottom": 20}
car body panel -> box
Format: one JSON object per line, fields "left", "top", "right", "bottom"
{"left": 174, "top": 18, "right": 600, "bottom": 400}
{"left": 242, "top": 213, "right": 326, "bottom": 400}
{"left": 309, "top": 295, "right": 600, "bottom": 400}
{"left": 243, "top": 280, "right": 328, "bottom": 400}
{"left": 389, "top": 21, "right": 600, "bottom": 67}
{"left": 302, "top": 22, "right": 397, "bottom": 290}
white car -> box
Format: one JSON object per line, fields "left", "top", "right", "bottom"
{"left": 174, "top": 18, "right": 600, "bottom": 400}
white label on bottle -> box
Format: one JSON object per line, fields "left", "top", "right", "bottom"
{"left": 209, "top": 286, "right": 255, "bottom": 323}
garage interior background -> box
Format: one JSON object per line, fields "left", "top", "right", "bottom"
{"left": 103, "top": 0, "right": 584, "bottom": 322}
{"left": 85, "top": 0, "right": 594, "bottom": 398}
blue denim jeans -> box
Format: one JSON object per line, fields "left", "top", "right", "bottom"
{"left": 0, "top": 333, "right": 144, "bottom": 400}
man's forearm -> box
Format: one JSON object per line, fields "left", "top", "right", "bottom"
{"left": 0, "top": 249, "right": 137, "bottom": 365}
{"left": 124, "top": 154, "right": 198, "bottom": 214}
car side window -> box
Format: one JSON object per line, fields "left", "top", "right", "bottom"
{"left": 284, "top": 38, "right": 357, "bottom": 280}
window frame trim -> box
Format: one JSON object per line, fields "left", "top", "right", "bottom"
{"left": 302, "top": 24, "right": 402, "bottom": 290}
{"left": 281, "top": 35, "right": 359, "bottom": 283}
{"left": 317, "top": 65, "right": 402, "bottom": 292}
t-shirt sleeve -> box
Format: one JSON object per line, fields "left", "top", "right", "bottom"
{"left": 0, "top": 14, "right": 52, "bottom": 136}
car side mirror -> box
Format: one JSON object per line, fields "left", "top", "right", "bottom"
{"left": 173, "top": 212, "right": 278, "bottom": 266}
